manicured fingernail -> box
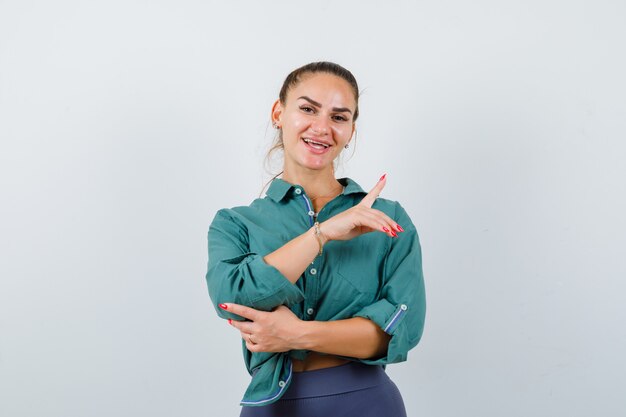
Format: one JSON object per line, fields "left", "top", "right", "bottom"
{"left": 228, "top": 318, "right": 232, "bottom": 325}
{"left": 396, "top": 224, "right": 404, "bottom": 232}
{"left": 379, "top": 173, "right": 387, "bottom": 182}
{"left": 383, "top": 226, "right": 390, "bottom": 232}
{"left": 391, "top": 230, "right": 397, "bottom": 237}
{"left": 219, "top": 303, "right": 228, "bottom": 310}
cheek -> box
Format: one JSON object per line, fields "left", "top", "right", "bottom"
{"left": 290, "top": 117, "right": 309, "bottom": 131}
{"left": 282, "top": 120, "right": 307, "bottom": 143}
{"left": 332, "top": 125, "right": 353, "bottom": 140}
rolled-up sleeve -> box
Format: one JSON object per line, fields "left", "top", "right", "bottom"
{"left": 206, "top": 209, "right": 304, "bottom": 320}
{"left": 352, "top": 203, "right": 426, "bottom": 365}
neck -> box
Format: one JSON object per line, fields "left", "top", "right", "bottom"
{"left": 281, "top": 164, "right": 341, "bottom": 199}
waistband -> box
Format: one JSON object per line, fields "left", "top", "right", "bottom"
{"left": 280, "top": 361, "right": 389, "bottom": 400}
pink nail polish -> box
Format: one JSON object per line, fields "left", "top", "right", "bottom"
{"left": 391, "top": 230, "right": 397, "bottom": 237}
{"left": 383, "top": 227, "right": 390, "bottom": 232}
{"left": 219, "top": 303, "right": 228, "bottom": 310}
{"left": 228, "top": 318, "right": 232, "bottom": 325}
{"left": 379, "top": 173, "right": 387, "bottom": 182}
{"left": 396, "top": 224, "right": 404, "bottom": 232}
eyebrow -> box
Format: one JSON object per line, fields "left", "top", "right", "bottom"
{"left": 297, "top": 96, "right": 353, "bottom": 114}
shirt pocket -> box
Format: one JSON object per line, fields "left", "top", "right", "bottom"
{"left": 333, "top": 238, "right": 386, "bottom": 300}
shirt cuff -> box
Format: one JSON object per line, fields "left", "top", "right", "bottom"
{"left": 352, "top": 298, "right": 411, "bottom": 365}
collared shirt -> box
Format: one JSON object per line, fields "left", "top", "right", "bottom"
{"left": 205, "top": 177, "right": 426, "bottom": 407}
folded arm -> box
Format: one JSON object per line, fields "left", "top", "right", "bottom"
{"left": 223, "top": 303, "right": 390, "bottom": 360}
{"left": 223, "top": 202, "right": 426, "bottom": 364}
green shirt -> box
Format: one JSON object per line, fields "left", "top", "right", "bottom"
{"left": 205, "top": 177, "right": 426, "bottom": 407}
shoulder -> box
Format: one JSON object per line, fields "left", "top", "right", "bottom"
{"left": 373, "top": 197, "right": 412, "bottom": 221}
{"left": 208, "top": 199, "right": 267, "bottom": 242}
{"left": 372, "top": 197, "right": 401, "bottom": 213}
{"left": 211, "top": 196, "right": 273, "bottom": 225}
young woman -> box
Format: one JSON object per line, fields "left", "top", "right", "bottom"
{"left": 206, "top": 62, "right": 426, "bottom": 417}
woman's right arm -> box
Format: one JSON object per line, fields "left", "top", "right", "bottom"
{"left": 263, "top": 176, "right": 399, "bottom": 282}
{"left": 261, "top": 224, "right": 324, "bottom": 284}
{"left": 207, "top": 176, "right": 399, "bottom": 319}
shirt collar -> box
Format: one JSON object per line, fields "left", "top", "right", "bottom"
{"left": 265, "top": 177, "right": 366, "bottom": 202}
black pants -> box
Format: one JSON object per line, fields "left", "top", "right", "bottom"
{"left": 240, "top": 362, "right": 407, "bottom": 417}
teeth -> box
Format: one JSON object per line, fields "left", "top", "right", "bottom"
{"left": 303, "top": 138, "right": 329, "bottom": 148}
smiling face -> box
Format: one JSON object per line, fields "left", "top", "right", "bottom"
{"left": 272, "top": 72, "right": 357, "bottom": 173}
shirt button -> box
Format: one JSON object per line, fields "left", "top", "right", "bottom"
{"left": 400, "top": 304, "right": 408, "bottom": 311}
{"left": 307, "top": 308, "right": 315, "bottom": 315}
{"left": 278, "top": 380, "right": 286, "bottom": 388}
{"left": 310, "top": 268, "right": 317, "bottom": 275}
{"left": 308, "top": 210, "right": 315, "bottom": 216}
{"left": 294, "top": 188, "right": 302, "bottom": 195}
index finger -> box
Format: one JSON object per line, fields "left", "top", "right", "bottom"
{"left": 220, "top": 302, "right": 261, "bottom": 321}
{"left": 359, "top": 173, "right": 387, "bottom": 208}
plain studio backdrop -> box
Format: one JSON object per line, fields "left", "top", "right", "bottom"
{"left": 1, "top": 1, "right": 625, "bottom": 416}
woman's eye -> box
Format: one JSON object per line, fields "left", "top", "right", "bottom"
{"left": 333, "top": 115, "right": 348, "bottom": 122}
{"left": 300, "top": 106, "right": 314, "bottom": 113}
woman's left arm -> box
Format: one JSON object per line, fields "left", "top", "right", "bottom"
{"left": 297, "top": 317, "right": 391, "bottom": 359}
{"left": 224, "top": 302, "right": 390, "bottom": 359}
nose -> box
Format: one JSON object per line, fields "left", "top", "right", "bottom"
{"left": 311, "top": 118, "right": 330, "bottom": 135}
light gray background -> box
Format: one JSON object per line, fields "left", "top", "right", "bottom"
{"left": 1, "top": 1, "right": 625, "bottom": 416}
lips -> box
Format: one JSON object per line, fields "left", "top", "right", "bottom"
{"left": 302, "top": 137, "right": 331, "bottom": 149}
{"left": 301, "top": 137, "right": 333, "bottom": 155}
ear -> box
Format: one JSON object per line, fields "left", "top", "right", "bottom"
{"left": 270, "top": 99, "right": 284, "bottom": 127}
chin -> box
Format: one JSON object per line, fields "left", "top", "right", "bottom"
{"left": 300, "top": 155, "right": 337, "bottom": 171}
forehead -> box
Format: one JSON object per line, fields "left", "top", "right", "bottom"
{"left": 287, "top": 73, "right": 356, "bottom": 108}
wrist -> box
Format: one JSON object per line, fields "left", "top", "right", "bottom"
{"left": 317, "top": 221, "right": 331, "bottom": 244}
{"left": 293, "top": 320, "right": 319, "bottom": 351}
{"left": 312, "top": 222, "right": 329, "bottom": 255}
